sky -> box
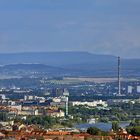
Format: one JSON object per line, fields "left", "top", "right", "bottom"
{"left": 0, "top": 0, "right": 140, "bottom": 58}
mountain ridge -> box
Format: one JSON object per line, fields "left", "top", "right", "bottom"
{"left": 0, "top": 52, "right": 139, "bottom": 77}
{"left": 0, "top": 51, "right": 116, "bottom": 66}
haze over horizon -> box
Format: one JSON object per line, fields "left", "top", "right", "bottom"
{"left": 0, "top": 0, "right": 140, "bottom": 58}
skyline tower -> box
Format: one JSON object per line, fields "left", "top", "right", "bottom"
{"left": 118, "top": 56, "right": 121, "bottom": 95}
{"left": 61, "top": 96, "right": 69, "bottom": 117}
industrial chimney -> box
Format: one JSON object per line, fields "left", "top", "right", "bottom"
{"left": 118, "top": 56, "right": 121, "bottom": 95}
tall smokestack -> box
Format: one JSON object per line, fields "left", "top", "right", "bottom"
{"left": 118, "top": 57, "right": 121, "bottom": 95}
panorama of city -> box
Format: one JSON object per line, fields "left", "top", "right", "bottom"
{"left": 0, "top": 1, "right": 140, "bottom": 140}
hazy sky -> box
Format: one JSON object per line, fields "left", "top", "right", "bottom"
{"left": 0, "top": 0, "right": 140, "bottom": 58}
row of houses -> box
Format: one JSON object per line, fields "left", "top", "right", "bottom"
{"left": 0, "top": 129, "right": 139, "bottom": 140}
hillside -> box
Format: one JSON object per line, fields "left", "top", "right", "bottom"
{"left": 0, "top": 52, "right": 139, "bottom": 77}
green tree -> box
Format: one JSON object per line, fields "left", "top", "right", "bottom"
{"left": 112, "top": 121, "right": 119, "bottom": 132}
{"left": 127, "top": 126, "right": 140, "bottom": 136}
{"left": 129, "top": 119, "right": 140, "bottom": 127}
{"left": 87, "top": 127, "right": 108, "bottom": 136}
{"left": 87, "top": 127, "right": 102, "bottom": 135}
{"left": 0, "top": 112, "right": 8, "bottom": 121}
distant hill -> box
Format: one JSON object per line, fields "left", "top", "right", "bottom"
{"left": 0, "top": 63, "right": 65, "bottom": 72}
{"left": 0, "top": 52, "right": 116, "bottom": 66}
{"left": 0, "top": 52, "right": 140, "bottom": 77}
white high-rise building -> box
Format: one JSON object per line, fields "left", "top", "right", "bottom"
{"left": 24, "top": 95, "right": 35, "bottom": 100}
{"left": 137, "top": 86, "right": 140, "bottom": 93}
{"left": 61, "top": 96, "right": 68, "bottom": 116}
{"left": 63, "top": 89, "right": 69, "bottom": 96}
{"left": 128, "top": 86, "right": 133, "bottom": 94}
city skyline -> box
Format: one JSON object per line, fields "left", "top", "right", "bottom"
{"left": 0, "top": 0, "right": 140, "bottom": 58}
